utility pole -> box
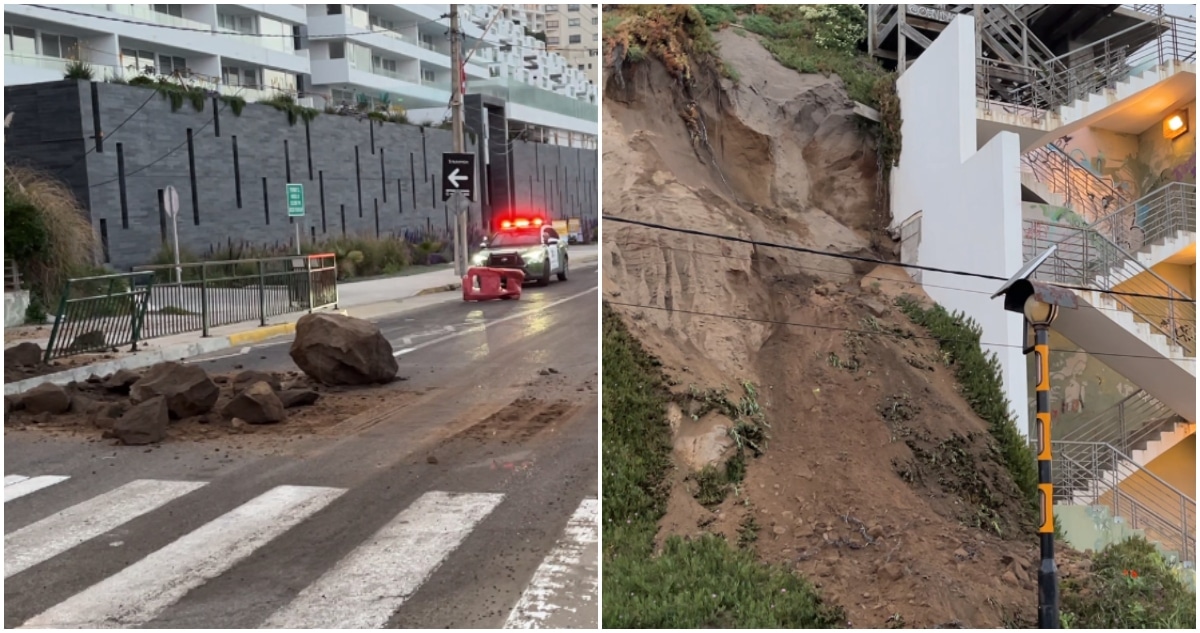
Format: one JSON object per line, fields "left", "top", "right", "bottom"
{"left": 449, "top": 5, "right": 467, "bottom": 278}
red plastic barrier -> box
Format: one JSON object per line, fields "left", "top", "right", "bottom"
{"left": 462, "top": 266, "right": 525, "bottom": 301}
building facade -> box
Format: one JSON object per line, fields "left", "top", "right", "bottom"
{"left": 2, "top": 3, "right": 597, "bottom": 147}
{"left": 542, "top": 3, "right": 599, "bottom": 84}
{"left": 880, "top": 4, "right": 1195, "bottom": 569}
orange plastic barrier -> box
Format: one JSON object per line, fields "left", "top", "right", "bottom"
{"left": 462, "top": 266, "right": 525, "bottom": 301}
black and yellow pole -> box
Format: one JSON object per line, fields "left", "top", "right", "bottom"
{"left": 1032, "top": 322, "right": 1058, "bottom": 629}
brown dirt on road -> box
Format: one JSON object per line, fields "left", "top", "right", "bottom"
{"left": 604, "top": 31, "right": 1058, "bottom": 628}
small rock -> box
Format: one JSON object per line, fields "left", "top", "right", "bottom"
{"left": 867, "top": 524, "right": 885, "bottom": 539}
{"left": 222, "top": 381, "right": 286, "bottom": 425}
{"left": 230, "top": 417, "right": 248, "bottom": 429}
{"left": 278, "top": 389, "right": 320, "bottom": 408}
{"left": 880, "top": 562, "right": 905, "bottom": 581}
{"left": 22, "top": 383, "right": 71, "bottom": 415}
{"left": 5, "top": 342, "right": 43, "bottom": 367}
{"left": 427, "top": 454, "right": 439, "bottom": 464}
{"left": 130, "top": 362, "right": 219, "bottom": 419}
{"left": 773, "top": 526, "right": 788, "bottom": 536}
{"left": 70, "top": 329, "right": 106, "bottom": 352}
{"left": 232, "top": 370, "right": 282, "bottom": 392}
{"left": 86, "top": 374, "right": 103, "bottom": 384}
{"left": 113, "top": 396, "right": 169, "bottom": 445}
{"left": 859, "top": 297, "right": 889, "bottom": 318}
{"left": 103, "top": 369, "right": 142, "bottom": 394}
{"left": 70, "top": 393, "right": 102, "bottom": 416}
{"left": 953, "top": 548, "right": 969, "bottom": 560}
{"left": 1001, "top": 570, "right": 1020, "bottom": 586}
{"left": 1012, "top": 562, "right": 1030, "bottom": 585}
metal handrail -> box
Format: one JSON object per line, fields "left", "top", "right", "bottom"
{"left": 1021, "top": 143, "right": 1130, "bottom": 222}
{"left": 1058, "top": 388, "right": 1186, "bottom": 455}
{"left": 1024, "top": 219, "right": 1197, "bottom": 355}
{"left": 1054, "top": 440, "right": 1195, "bottom": 563}
{"left": 1088, "top": 182, "right": 1197, "bottom": 255}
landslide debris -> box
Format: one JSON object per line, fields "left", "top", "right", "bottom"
{"left": 601, "top": 7, "right": 1050, "bottom": 628}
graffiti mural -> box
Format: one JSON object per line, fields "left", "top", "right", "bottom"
{"left": 1025, "top": 330, "right": 1140, "bottom": 438}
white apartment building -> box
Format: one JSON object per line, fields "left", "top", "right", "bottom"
{"left": 2, "top": 3, "right": 597, "bottom": 145}
{"left": 543, "top": 3, "right": 597, "bottom": 84}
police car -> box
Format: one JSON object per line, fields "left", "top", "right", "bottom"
{"left": 472, "top": 217, "right": 569, "bottom": 285}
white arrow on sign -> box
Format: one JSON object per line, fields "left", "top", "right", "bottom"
{"left": 447, "top": 168, "right": 468, "bottom": 188}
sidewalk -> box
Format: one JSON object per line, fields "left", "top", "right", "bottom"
{"left": 4, "top": 246, "right": 599, "bottom": 396}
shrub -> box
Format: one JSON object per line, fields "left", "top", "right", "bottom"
{"left": 63, "top": 60, "right": 94, "bottom": 80}
{"left": 1061, "top": 537, "right": 1196, "bottom": 629}
{"left": 4, "top": 166, "right": 100, "bottom": 307}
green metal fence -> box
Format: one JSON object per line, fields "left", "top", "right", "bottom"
{"left": 43, "top": 272, "right": 155, "bottom": 362}
{"left": 45, "top": 254, "right": 339, "bottom": 361}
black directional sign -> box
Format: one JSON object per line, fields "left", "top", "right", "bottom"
{"left": 441, "top": 152, "right": 476, "bottom": 202}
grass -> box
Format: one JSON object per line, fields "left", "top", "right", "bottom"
{"left": 1061, "top": 537, "right": 1196, "bottom": 629}
{"left": 603, "top": 303, "right": 844, "bottom": 628}
{"left": 895, "top": 296, "right": 1039, "bottom": 521}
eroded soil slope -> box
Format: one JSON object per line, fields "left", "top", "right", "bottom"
{"left": 604, "top": 30, "right": 1049, "bottom": 628}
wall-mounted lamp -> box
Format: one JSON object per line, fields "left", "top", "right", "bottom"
{"left": 1163, "top": 109, "right": 1189, "bottom": 140}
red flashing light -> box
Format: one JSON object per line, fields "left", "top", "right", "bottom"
{"left": 498, "top": 217, "right": 544, "bottom": 231}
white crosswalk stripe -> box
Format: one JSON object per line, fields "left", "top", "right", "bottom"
{"left": 5, "top": 478, "right": 596, "bottom": 629}
{"left": 262, "top": 491, "right": 506, "bottom": 629}
{"left": 5, "top": 475, "right": 69, "bottom": 503}
{"left": 5, "top": 479, "right": 207, "bottom": 578}
{"left": 504, "top": 498, "right": 599, "bottom": 629}
{"left": 19, "top": 485, "right": 345, "bottom": 629}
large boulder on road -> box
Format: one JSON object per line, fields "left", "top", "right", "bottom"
{"left": 6, "top": 342, "right": 43, "bottom": 367}
{"left": 114, "top": 396, "right": 168, "bottom": 445}
{"left": 222, "top": 381, "right": 286, "bottom": 425}
{"left": 289, "top": 313, "right": 398, "bottom": 386}
{"left": 22, "top": 383, "right": 71, "bottom": 415}
{"left": 130, "top": 362, "right": 219, "bottom": 419}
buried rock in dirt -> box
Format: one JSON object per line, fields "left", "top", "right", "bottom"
{"left": 278, "top": 389, "right": 320, "bottom": 408}
{"left": 289, "top": 312, "right": 398, "bottom": 386}
{"left": 114, "top": 395, "right": 169, "bottom": 445}
{"left": 222, "top": 381, "right": 286, "bottom": 425}
{"left": 130, "top": 362, "right": 219, "bottom": 419}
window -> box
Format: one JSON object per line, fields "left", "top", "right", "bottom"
{"left": 329, "top": 41, "right": 345, "bottom": 59}
{"left": 153, "top": 4, "right": 183, "bottom": 17}
{"left": 588, "top": 48, "right": 598, "bottom": 57}
{"left": 158, "top": 54, "right": 187, "bottom": 75}
{"left": 545, "top": 5, "right": 557, "bottom": 11}
{"left": 218, "top": 13, "right": 255, "bottom": 34}
{"left": 40, "top": 32, "right": 78, "bottom": 59}
{"left": 419, "top": 32, "right": 434, "bottom": 50}
{"left": 569, "top": 34, "right": 581, "bottom": 44}
{"left": 592, "top": 16, "right": 598, "bottom": 25}
{"left": 567, "top": 4, "right": 579, "bottom": 11}
{"left": 421, "top": 68, "right": 435, "bottom": 83}
{"left": 372, "top": 55, "right": 397, "bottom": 74}
{"left": 369, "top": 14, "right": 395, "bottom": 30}
{"left": 547, "top": 36, "right": 560, "bottom": 45}
{"left": 546, "top": 20, "right": 558, "bottom": 28}
{"left": 121, "top": 48, "right": 158, "bottom": 73}
{"left": 4, "top": 26, "right": 37, "bottom": 56}
{"left": 222, "top": 66, "right": 259, "bottom": 88}
{"left": 326, "top": 4, "right": 342, "bottom": 15}
{"left": 568, "top": 18, "right": 579, "bottom": 27}
{"left": 577, "top": 64, "right": 584, "bottom": 71}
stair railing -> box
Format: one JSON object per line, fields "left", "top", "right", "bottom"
{"left": 1058, "top": 389, "right": 1186, "bottom": 456}
{"left": 1088, "top": 182, "right": 1197, "bottom": 255}
{"left": 1022, "top": 143, "right": 1129, "bottom": 222}
{"left": 1024, "top": 219, "right": 1197, "bottom": 356}
{"left": 1053, "top": 440, "right": 1195, "bottom": 564}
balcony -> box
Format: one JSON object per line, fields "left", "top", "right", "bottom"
{"left": 110, "top": 5, "right": 215, "bottom": 33}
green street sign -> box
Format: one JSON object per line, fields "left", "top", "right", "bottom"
{"left": 286, "top": 183, "right": 305, "bottom": 217}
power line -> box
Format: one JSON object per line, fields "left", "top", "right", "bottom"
{"left": 604, "top": 300, "right": 1196, "bottom": 364}
{"left": 602, "top": 215, "right": 1196, "bottom": 304}
{"left": 615, "top": 239, "right": 1198, "bottom": 324}
{"left": 87, "top": 101, "right": 228, "bottom": 189}
{"left": 43, "top": 88, "right": 160, "bottom": 180}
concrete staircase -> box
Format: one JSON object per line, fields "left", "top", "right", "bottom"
{"left": 1054, "top": 440, "right": 1196, "bottom": 565}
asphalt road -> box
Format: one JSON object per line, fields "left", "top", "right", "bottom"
{"left": 3, "top": 262, "right": 599, "bottom": 629}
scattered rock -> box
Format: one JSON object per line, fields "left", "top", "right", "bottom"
{"left": 130, "top": 362, "right": 219, "bottom": 419}
{"left": 427, "top": 454, "right": 439, "bottom": 464}
{"left": 70, "top": 393, "right": 102, "bottom": 416}
{"left": 278, "top": 389, "right": 320, "bottom": 408}
{"left": 222, "top": 381, "right": 286, "bottom": 425}
{"left": 538, "top": 367, "right": 560, "bottom": 376}
{"left": 22, "top": 383, "right": 71, "bottom": 415}
{"left": 953, "top": 548, "right": 969, "bottom": 560}
{"left": 5, "top": 342, "right": 43, "bottom": 367}
{"left": 114, "top": 396, "right": 169, "bottom": 445}
{"left": 103, "top": 369, "right": 142, "bottom": 394}
{"left": 232, "top": 370, "right": 282, "bottom": 392}
{"left": 867, "top": 524, "right": 885, "bottom": 539}
{"left": 86, "top": 373, "right": 103, "bottom": 384}
{"left": 859, "top": 297, "right": 890, "bottom": 318}
{"left": 70, "top": 329, "right": 106, "bottom": 352}
{"left": 880, "top": 562, "right": 905, "bottom": 581}
{"left": 772, "top": 525, "right": 788, "bottom": 536}
{"left": 289, "top": 312, "right": 398, "bottom": 386}
{"left": 1001, "top": 570, "right": 1020, "bottom": 586}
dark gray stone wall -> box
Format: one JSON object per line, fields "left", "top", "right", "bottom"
{"left": 6, "top": 81, "right": 598, "bottom": 271}
{"left": 4, "top": 80, "right": 92, "bottom": 218}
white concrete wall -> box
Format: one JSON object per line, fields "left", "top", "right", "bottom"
{"left": 891, "top": 15, "right": 1030, "bottom": 435}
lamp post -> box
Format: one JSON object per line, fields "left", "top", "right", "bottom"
{"left": 1025, "top": 294, "right": 1059, "bottom": 630}
{"left": 990, "top": 247, "right": 1076, "bottom": 630}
